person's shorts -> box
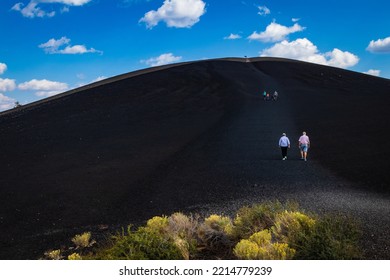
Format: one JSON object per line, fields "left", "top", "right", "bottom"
{"left": 300, "top": 145, "right": 308, "bottom": 152}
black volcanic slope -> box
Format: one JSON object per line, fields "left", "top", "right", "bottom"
{"left": 1, "top": 58, "right": 390, "bottom": 259}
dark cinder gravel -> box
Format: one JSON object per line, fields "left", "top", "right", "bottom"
{"left": 0, "top": 58, "right": 389, "bottom": 259}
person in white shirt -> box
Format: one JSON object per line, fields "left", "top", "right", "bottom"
{"left": 278, "top": 133, "right": 290, "bottom": 160}
{"left": 273, "top": 91, "right": 278, "bottom": 101}
{"left": 298, "top": 131, "right": 310, "bottom": 161}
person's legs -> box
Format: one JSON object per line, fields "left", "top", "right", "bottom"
{"left": 303, "top": 146, "right": 308, "bottom": 161}
{"left": 281, "top": 147, "right": 287, "bottom": 159}
{"left": 300, "top": 145, "right": 307, "bottom": 159}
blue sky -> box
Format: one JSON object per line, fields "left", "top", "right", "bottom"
{"left": 1, "top": 0, "right": 389, "bottom": 111}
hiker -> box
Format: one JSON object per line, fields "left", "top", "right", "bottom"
{"left": 279, "top": 133, "right": 290, "bottom": 160}
{"left": 273, "top": 91, "right": 278, "bottom": 101}
{"left": 263, "top": 90, "right": 267, "bottom": 100}
{"left": 298, "top": 131, "right": 310, "bottom": 161}
{"left": 266, "top": 92, "right": 270, "bottom": 100}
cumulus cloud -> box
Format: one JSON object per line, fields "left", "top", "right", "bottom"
{"left": 364, "top": 69, "right": 381, "bottom": 76}
{"left": 12, "top": 2, "right": 55, "bottom": 18}
{"left": 35, "top": 90, "right": 65, "bottom": 97}
{"left": 366, "top": 37, "right": 390, "bottom": 53}
{"left": 260, "top": 38, "right": 359, "bottom": 68}
{"left": 248, "top": 22, "right": 305, "bottom": 42}
{"left": 0, "top": 63, "right": 7, "bottom": 75}
{"left": 39, "top": 37, "right": 102, "bottom": 54}
{"left": 224, "top": 33, "right": 242, "bottom": 40}
{"left": 0, "top": 78, "right": 17, "bottom": 92}
{"left": 325, "top": 48, "right": 360, "bottom": 69}
{"left": 19, "top": 78, "right": 68, "bottom": 92}
{"left": 140, "top": 0, "right": 206, "bottom": 28}
{"left": 11, "top": 0, "right": 92, "bottom": 18}
{"left": 18, "top": 79, "right": 69, "bottom": 98}
{"left": 141, "top": 53, "right": 182, "bottom": 67}
{"left": 257, "top": 5, "right": 270, "bottom": 16}
{"left": 0, "top": 93, "right": 17, "bottom": 111}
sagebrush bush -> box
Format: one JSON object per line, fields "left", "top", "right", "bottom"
{"left": 44, "top": 249, "right": 62, "bottom": 260}
{"left": 167, "top": 213, "right": 199, "bottom": 259}
{"left": 71, "top": 232, "right": 95, "bottom": 248}
{"left": 49, "top": 200, "right": 361, "bottom": 260}
{"left": 232, "top": 201, "right": 290, "bottom": 239}
{"left": 68, "top": 253, "right": 82, "bottom": 260}
{"left": 168, "top": 212, "right": 199, "bottom": 240}
{"left": 198, "top": 214, "right": 235, "bottom": 258}
{"left": 145, "top": 216, "right": 169, "bottom": 234}
{"left": 272, "top": 211, "right": 316, "bottom": 245}
{"left": 95, "top": 225, "right": 184, "bottom": 260}
{"left": 292, "top": 214, "right": 361, "bottom": 259}
{"left": 233, "top": 230, "right": 295, "bottom": 260}
{"left": 204, "top": 214, "right": 233, "bottom": 235}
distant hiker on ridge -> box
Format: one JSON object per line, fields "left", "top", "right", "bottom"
{"left": 273, "top": 91, "right": 278, "bottom": 101}
{"left": 279, "top": 133, "right": 290, "bottom": 160}
{"left": 298, "top": 131, "right": 310, "bottom": 161}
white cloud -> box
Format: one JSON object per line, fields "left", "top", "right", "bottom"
{"left": 39, "top": 37, "right": 102, "bottom": 55}
{"left": 12, "top": 2, "right": 55, "bottom": 18}
{"left": 292, "top": 18, "right": 300, "bottom": 22}
{"left": 77, "top": 75, "right": 108, "bottom": 87}
{"left": 224, "top": 33, "right": 242, "bottom": 40}
{"left": 18, "top": 79, "right": 68, "bottom": 91}
{"left": 91, "top": 76, "right": 107, "bottom": 83}
{"left": 18, "top": 79, "right": 69, "bottom": 98}
{"left": 59, "top": 45, "right": 100, "bottom": 54}
{"left": 257, "top": 5, "right": 270, "bottom": 16}
{"left": 140, "top": 0, "right": 206, "bottom": 28}
{"left": 260, "top": 38, "right": 359, "bottom": 68}
{"left": 0, "top": 93, "right": 16, "bottom": 111}
{"left": 0, "top": 63, "right": 7, "bottom": 75}
{"left": 11, "top": 0, "right": 92, "bottom": 18}
{"left": 366, "top": 37, "right": 390, "bottom": 53}
{"left": 364, "top": 69, "right": 381, "bottom": 76}
{"left": 0, "top": 78, "right": 17, "bottom": 92}
{"left": 35, "top": 90, "right": 65, "bottom": 97}
{"left": 248, "top": 22, "right": 305, "bottom": 42}
{"left": 39, "top": 37, "right": 70, "bottom": 52}
{"left": 50, "top": 0, "right": 92, "bottom": 5}
{"left": 325, "top": 48, "right": 360, "bottom": 69}
{"left": 141, "top": 53, "right": 182, "bottom": 67}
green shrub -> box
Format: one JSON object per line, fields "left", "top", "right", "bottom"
{"left": 204, "top": 214, "right": 233, "bottom": 235}
{"left": 233, "top": 230, "right": 295, "bottom": 260}
{"left": 71, "top": 232, "right": 96, "bottom": 248}
{"left": 68, "top": 253, "right": 82, "bottom": 260}
{"left": 44, "top": 249, "right": 63, "bottom": 260}
{"left": 272, "top": 211, "right": 316, "bottom": 246}
{"left": 292, "top": 215, "right": 361, "bottom": 259}
{"left": 95, "top": 225, "right": 184, "bottom": 260}
{"left": 145, "top": 216, "right": 169, "bottom": 234}
{"left": 197, "top": 214, "right": 235, "bottom": 258}
{"left": 232, "top": 201, "right": 290, "bottom": 239}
